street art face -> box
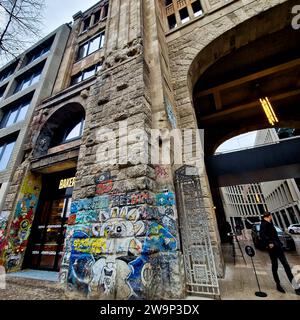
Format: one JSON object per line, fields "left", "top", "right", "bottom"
{"left": 100, "top": 207, "right": 145, "bottom": 238}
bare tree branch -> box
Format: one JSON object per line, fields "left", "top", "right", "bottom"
{"left": 0, "top": 0, "right": 45, "bottom": 65}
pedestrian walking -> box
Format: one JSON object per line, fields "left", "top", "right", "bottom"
{"left": 259, "top": 212, "right": 300, "bottom": 295}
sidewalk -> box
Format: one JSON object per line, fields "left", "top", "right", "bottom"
{"left": 219, "top": 235, "right": 300, "bottom": 300}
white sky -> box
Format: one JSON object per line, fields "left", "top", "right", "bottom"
{"left": 41, "top": 0, "right": 100, "bottom": 36}
{"left": 216, "top": 131, "right": 257, "bottom": 153}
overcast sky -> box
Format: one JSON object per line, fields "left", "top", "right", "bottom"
{"left": 41, "top": 0, "right": 99, "bottom": 36}
{"left": 216, "top": 131, "right": 257, "bottom": 153}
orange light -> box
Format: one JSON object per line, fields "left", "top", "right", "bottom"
{"left": 259, "top": 97, "right": 279, "bottom": 126}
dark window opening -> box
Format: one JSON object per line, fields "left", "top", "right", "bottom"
{"left": 179, "top": 7, "right": 190, "bottom": 24}
{"left": 167, "top": 14, "right": 177, "bottom": 30}
{"left": 93, "top": 10, "right": 101, "bottom": 24}
{"left": 102, "top": 3, "right": 109, "bottom": 19}
{"left": 192, "top": 0, "right": 203, "bottom": 17}
{"left": 0, "top": 85, "right": 6, "bottom": 100}
{"left": 77, "top": 32, "right": 105, "bottom": 60}
{"left": 82, "top": 16, "right": 91, "bottom": 32}
{"left": 165, "top": 0, "right": 173, "bottom": 6}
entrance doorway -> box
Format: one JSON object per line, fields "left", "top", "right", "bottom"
{"left": 23, "top": 169, "right": 76, "bottom": 271}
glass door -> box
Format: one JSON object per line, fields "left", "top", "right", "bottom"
{"left": 28, "top": 196, "right": 71, "bottom": 271}
{"left": 24, "top": 170, "right": 75, "bottom": 272}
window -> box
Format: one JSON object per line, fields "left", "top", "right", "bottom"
{"left": 77, "top": 32, "right": 105, "bottom": 60}
{"left": 0, "top": 138, "right": 16, "bottom": 171}
{"left": 70, "top": 63, "right": 102, "bottom": 85}
{"left": 192, "top": 1, "right": 203, "bottom": 17}
{"left": 1, "top": 100, "right": 31, "bottom": 128}
{"left": 93, "top": 10, "right": 101, "bottom": 25}
{"left": 26, "top": 40, "right": 53, "bottom": 66}
{"left": 82, "top": 16, "right": 91, "bottom": 32}
{"left": 0, "top": 61, "right": 18, "bottom": 84}
{"left": 165, "top": 0, "right": 173, "bottom": 5}
{"left": 64, "top": 118, "right": 85, "bottom": 142}
{"left": 167, "top": 14, "right": 177, "bottom": 30}
{"left": 0, "top": 85, "right": 6, "bottom": 100}
{"left": 179, "top": 7, "right": 190, "bottom": 24}
{"left": 14, "top": 65, "right": 44, "bottom": 93}
{"left": 102, "top": 3, "right": 109, "bottom": 19}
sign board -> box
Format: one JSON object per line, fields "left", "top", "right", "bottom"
{"left": 59, "top": 177, "right": 75, "bottom": 190}
{"left": 245, "top": 245, "right": 255, "bottom": 257}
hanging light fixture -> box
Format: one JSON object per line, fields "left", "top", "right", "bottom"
{"left": 259, "top": 97, "right": 279, "bottom": 126}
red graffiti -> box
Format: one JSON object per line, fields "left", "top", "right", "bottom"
{"left": 155, "top": 166, "right": 169, "bottom": 179}
{"left": 96, "top": 180, "right": 113, "bottom": 195}
{"left": 68, "top": 214, "right": 76, "bottom": 226}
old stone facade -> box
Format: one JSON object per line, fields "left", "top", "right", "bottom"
{"left": 0, "top": 0, "right": 298, "bottom": 300}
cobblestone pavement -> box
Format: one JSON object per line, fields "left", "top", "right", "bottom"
{"left": 1, "top": 234, "right": 299, "bottom": 300}
{"left": 0, "top": 277, "right": 67, "bottom": 300}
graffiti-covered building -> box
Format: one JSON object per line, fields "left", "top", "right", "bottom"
{"left": 0, "top": 0, "right": 299, "bottom": 300}
{"left": 0, "top": 24, "right": 70, "bottom": 269}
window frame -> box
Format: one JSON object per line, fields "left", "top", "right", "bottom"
{"left": 0, "top": 138, "right": 16, "bottom": 171}
{"left": 76, "top": 32, "right": 105, "bottom": 61}
{"left": 62, "top": 118, "right": 85, "bottom": 144}
{"left": 1, "top": 100, "right": 31, "bottom": 129}
{"left": 0, "top": 61, "right": 18, "bottom": 84}
{"left": 70, "top": 63, "right": 102, "bottom": 86}
{"left": 26, "top": 43, "right": 52, "bottom": 66}
{"left": 14, "top": 67, "right": 43, "bottom": 93}
{"left": 0, "top": 85, "right": 7, "bottom": 100}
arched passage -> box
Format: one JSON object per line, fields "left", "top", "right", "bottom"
{"left": 188, "top": 3, "right": 300, "bottom": 241}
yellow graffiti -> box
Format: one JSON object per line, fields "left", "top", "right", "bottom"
{"left": 20, "top": 172, "right": 42, "bottom": 196}
{"left": 73, "top": 238, "right": 107, "bottom": 254}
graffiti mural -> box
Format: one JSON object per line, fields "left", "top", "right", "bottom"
{"left": 156, "top": 189, "right": 176, "bottom": 206}
{"left": 56, "top": 168, "right": 177, "bottom": 297}
{"left": 64, "top": 184, "right": 182, "bottom": 299}
{"left": 4, "top": 172, "right": 42, "bottom": 271}
{"left": 164, "top": 96, "right": 177, "bottom": 129}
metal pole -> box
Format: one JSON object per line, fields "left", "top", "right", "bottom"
{"left": 251, "top": 257, "right": 262, "bottom": 292}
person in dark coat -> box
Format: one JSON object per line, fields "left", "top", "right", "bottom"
{"left": 259, "top": 212, "right": 300, "bottom": 295}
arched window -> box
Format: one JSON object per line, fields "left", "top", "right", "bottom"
{"left": 34, "top": 103, "right": 85, "bottom": 157}
{"left": 64, "top": 118, "right": 85, "bottom": 142}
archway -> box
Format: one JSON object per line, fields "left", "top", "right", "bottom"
{"left": 189, "top": 5, "right": 300, "bottom": 241}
